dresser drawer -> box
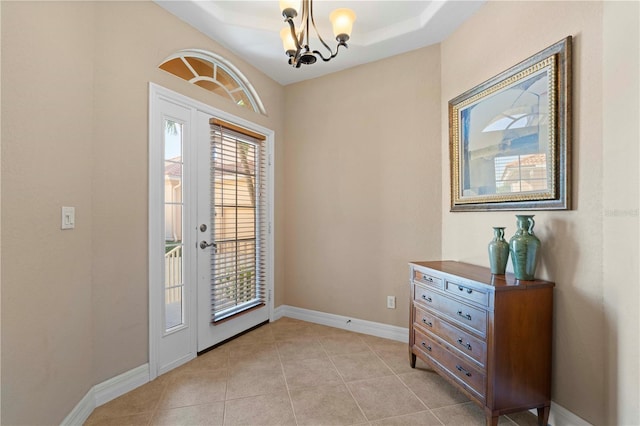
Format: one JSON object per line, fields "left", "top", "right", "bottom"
{"left": 445, "top": 280, "right": 489, "bottom": 307}
{"left": 414, "top": 306, "right": 486, "bottom": 367}
{"left": 414, "top": 285, "right": 487, "bottom": 336}
{"left": 413, "top": 269, "right": 443, "bottom": 289}
{"left": 412, "top": 328, "right": 486, "bottom": 401}
{"left": 414, "top": 306, "right": 439, "bottom": 332}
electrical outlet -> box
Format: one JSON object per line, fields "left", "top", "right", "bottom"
{"left": 387, "top": 296, "right": 396, "bottom": 309}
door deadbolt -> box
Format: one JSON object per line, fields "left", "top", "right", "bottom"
{"left": 199, "top": 224, "right": 207, "bottom": 232}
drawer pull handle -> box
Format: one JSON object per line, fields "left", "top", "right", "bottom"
{"left": 458, "top": 285, "right": 473, "bottom": 294}
{"left": 457, "top": 310, "right": 472, "bottom": 321}
{"left": 421, "top": 342, "right": 432, "bottom": 352}
{"left": 422, "top": 294, "right": 433, "bottom": 303}
{"left": 422, "top": 318, "right": 433, "bottom": 327}
{"left": 456, "top": 365, "right": 472, "bottom": 377}
{"left": 422, "top": 274, "right": 433, "bottom": 282}
{"left": 457, "top": 338, "right": 472, "bottom": 351}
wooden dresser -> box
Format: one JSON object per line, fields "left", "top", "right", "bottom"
{"left": 409, "top": 261, "right": 554, "bottom": 426}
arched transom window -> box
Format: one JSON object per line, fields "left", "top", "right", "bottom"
{"left": 159, "top": 49, "right": 266, "bottom": 115}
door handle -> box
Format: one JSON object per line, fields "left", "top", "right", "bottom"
{"left": 199, "top": 241, "right": 216, "bottom": 250}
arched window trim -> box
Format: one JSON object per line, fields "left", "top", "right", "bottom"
{"left": 160, "top": 49, "right": 267, "bottom": 115}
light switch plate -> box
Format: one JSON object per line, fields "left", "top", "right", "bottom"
{"left": 61, "top": 206, "right": 75, "bottom": 230}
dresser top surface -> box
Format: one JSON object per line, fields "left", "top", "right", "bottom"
{"left": 410, "top": 260, "right": 555, "bottom": 289}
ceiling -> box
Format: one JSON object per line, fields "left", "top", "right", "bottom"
{"left": 155, "top": 1, "right": 486, "bottom": 86}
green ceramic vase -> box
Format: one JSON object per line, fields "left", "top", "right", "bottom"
{"left": 488, "top": 227, "right": 509, "bottom": 274}
{"left": 509, "top": 215, "right": 541, "bottom": 280}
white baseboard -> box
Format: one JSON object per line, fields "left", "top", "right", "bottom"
{"left": 158, "top": 353, "right": 196, "bottom": 377}
{"left": 60, "top": 389, "right": 95, "bottom": 426}
{"left": 61, "top": 364, "right": 149, "bottom": 425}
{"left": 93, "top": 364, "right": 150, "bottom": 406}
{"left": 273, "top": 304, "right": 409, "bottom": 343}
{"left": 275, "top": 305, "right": 589, "bottom": 426}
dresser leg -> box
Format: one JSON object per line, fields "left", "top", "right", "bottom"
{"left": 537, "top": 405, "right": 550, "bottom": 426}
{"left": 485, "top": 413, "right": 499, "bottom": 426}
{"left": 410, "top": 352, "right": 416, "bottom": 368}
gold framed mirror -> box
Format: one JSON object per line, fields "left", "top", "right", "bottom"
{"left": 449, "top": 36, "right": 572, "bottom": 211}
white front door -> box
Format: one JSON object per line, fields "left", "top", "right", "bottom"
{"left": 149, "top": 84, "right": 273, "bottom": 378}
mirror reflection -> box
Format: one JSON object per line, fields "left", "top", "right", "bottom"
{"left": 460, "top": 68, "right": 551, "bottom": 198}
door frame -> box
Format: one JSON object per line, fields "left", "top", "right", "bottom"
{"left": 148, "top": 83, "right": 275, "bottom": 380}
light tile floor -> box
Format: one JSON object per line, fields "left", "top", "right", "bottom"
{"left": 84, "top": 317, "right": 541, "bottom": 426}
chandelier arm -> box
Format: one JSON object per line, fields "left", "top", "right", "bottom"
{"left": 309, "top": 0, "right": 334, "bottom": 54}
{"left": 301, "top": 0, "right": 310, "bottom": 48}
{"left": 312, "top": 42, "right": 348, "bottom": 62}
{"left": 285, "top": 18, "right": 303, "bottom": 52}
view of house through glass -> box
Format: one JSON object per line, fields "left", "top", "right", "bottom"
{"left": 164, "top": 119, "right": 184, "bottom": 330}
{"left": 210, "top": 127, "right": 263, "bottom": 321}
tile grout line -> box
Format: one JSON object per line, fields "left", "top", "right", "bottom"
{"left": 146, "top": 371, "right": 172, "bottom": 426}
{"left": 221, "top": 345, "right": 231, "bottom": 426}
{"left": 504, "top": 414, "right": 519, "bottom": 425}
{"left": 274, "top": 330, "right": 301, "bottom": 426}
{"left": 363, "top": 337, "right": 446, "bottom": 426}
{"left": 322, "top": 333, "right": 373, "bottom": 424}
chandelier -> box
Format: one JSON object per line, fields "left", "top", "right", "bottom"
{"left": 279, "top": 0, "right": 356, "bottom": 68}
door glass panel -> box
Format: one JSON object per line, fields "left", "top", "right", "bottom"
{"left": 210, "top": 132, "right": 261, "bottom": 321}
{"left": 164, "top": 120, "right": 184, "bottom": 331}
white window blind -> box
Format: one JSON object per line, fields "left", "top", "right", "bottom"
{"left": 209, "top": 119, "right": 267, "bottom": 323}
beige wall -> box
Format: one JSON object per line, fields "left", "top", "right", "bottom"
{"left": 1, "top": 3, "right": 96, "bottom": 424}
{"left": 1, "top": 1, "right": 285, "bottom": 423}
{"left": 283, "top": 45, "right": 442, "bottom": 327}
{"left": 602, "top": 2, "right": 639, "bottom": 425}
{"left": 441, "top": 1, "right": 639, "bottom": 424}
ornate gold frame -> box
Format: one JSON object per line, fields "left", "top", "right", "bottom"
{"left": 449, "top": 36, "right": 572, "bottom": 211}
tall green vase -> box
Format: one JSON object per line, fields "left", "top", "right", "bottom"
{"left": 488, "top": 227, "right": 509, "bottom": 274}
{"left": 509, "top": 215, "right": 541, "bottom": 280}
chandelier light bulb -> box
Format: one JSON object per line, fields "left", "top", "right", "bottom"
{"left": 330, "top": 8, "right": 356, "bottom": 40}
{"left": 280, "top": 27, "right": 297, "bottom": 54}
